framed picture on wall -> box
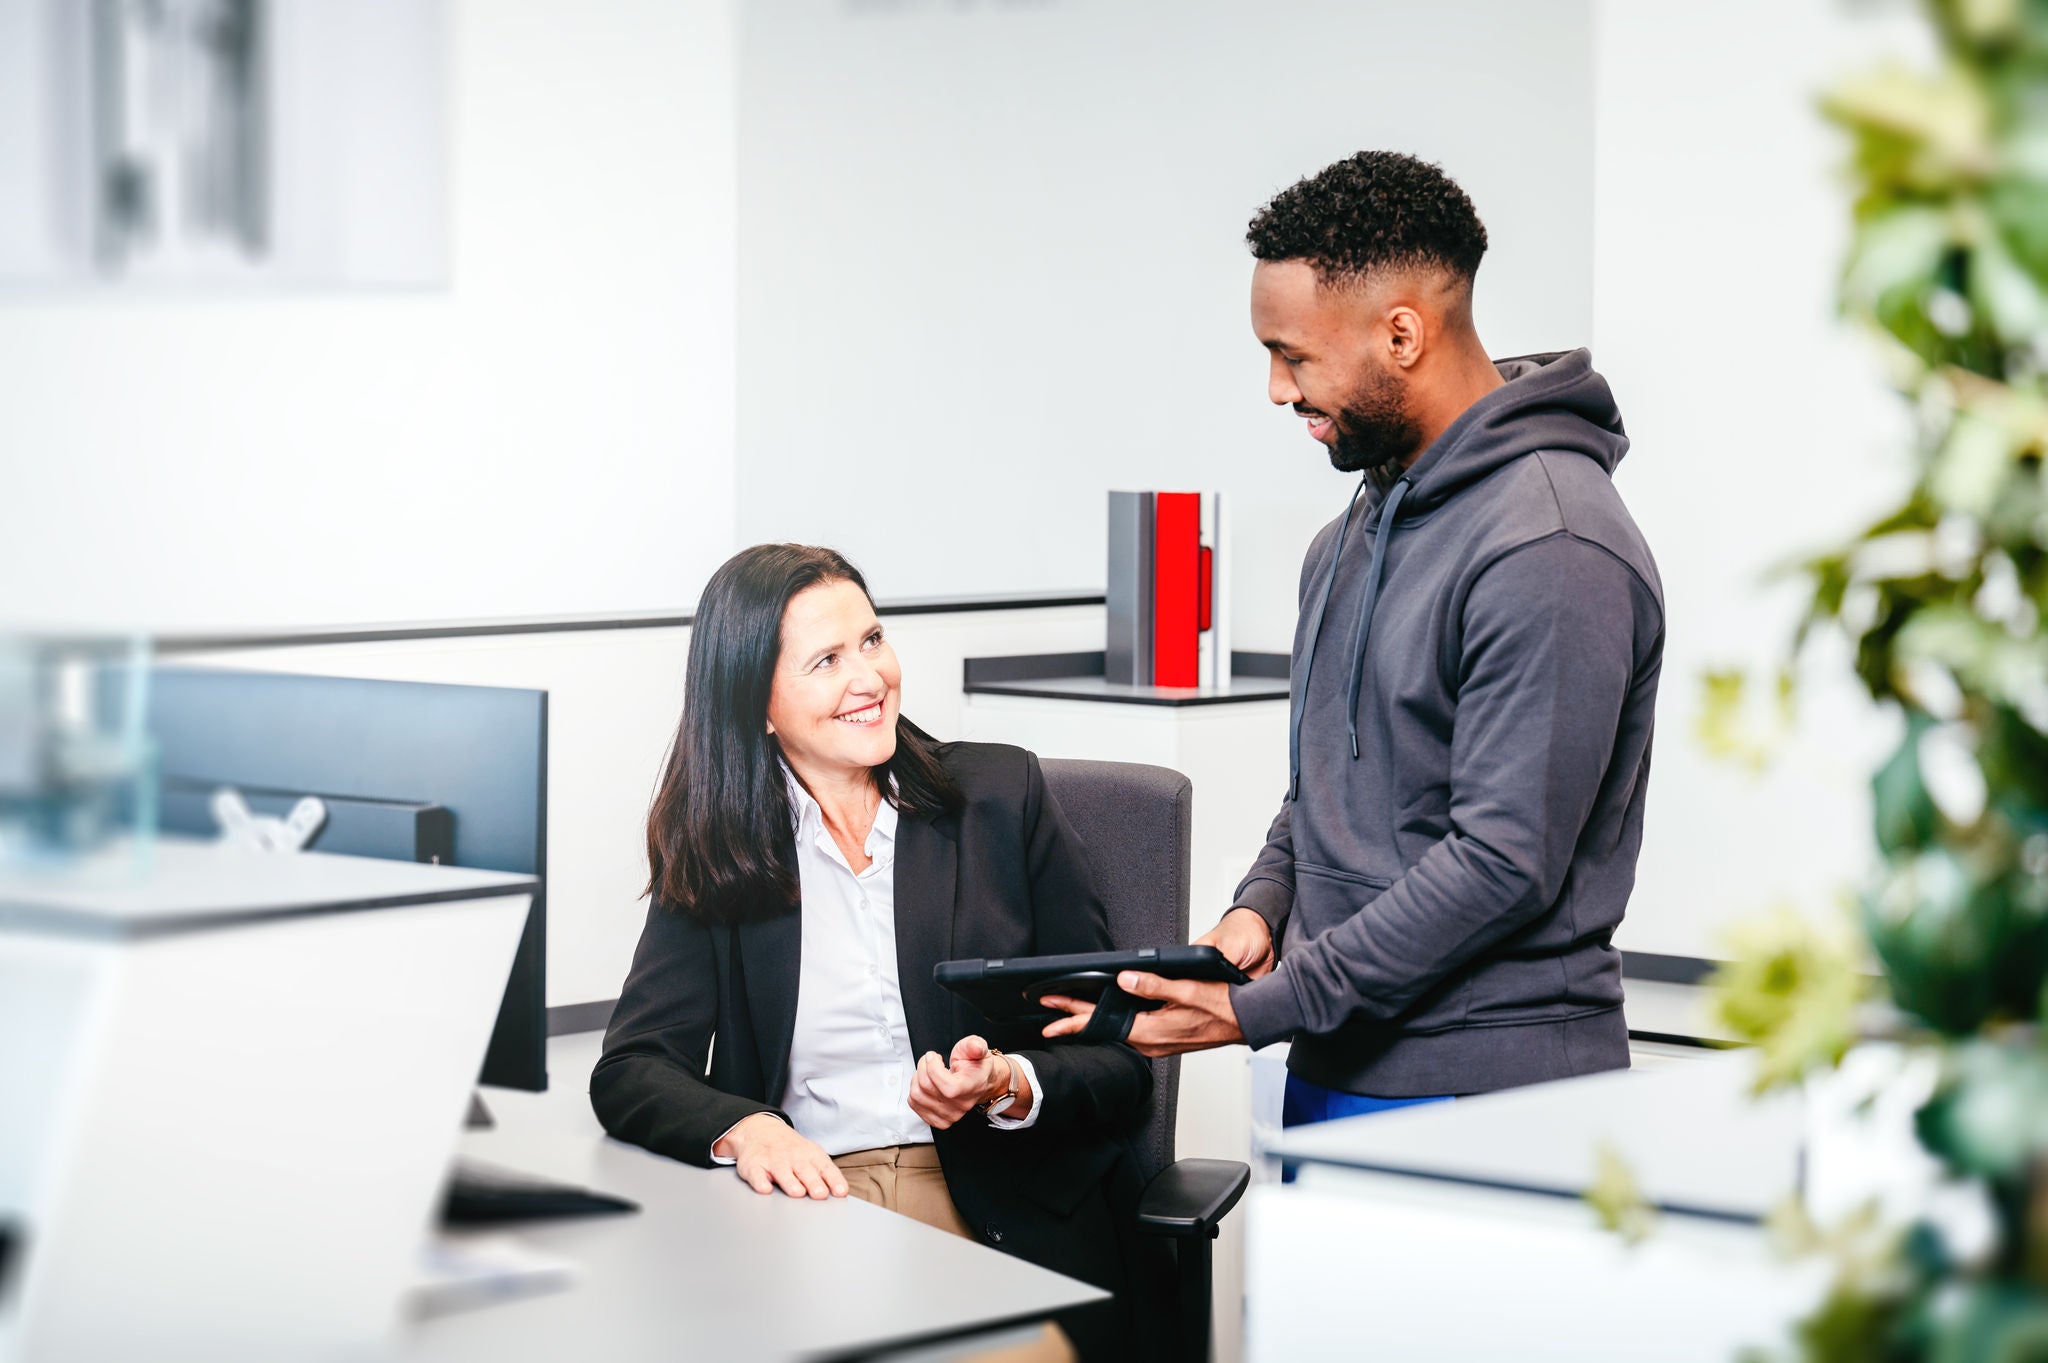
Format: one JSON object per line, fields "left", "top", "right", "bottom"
{"left": 0, "top": 0, "right": 447, "bottom": 291}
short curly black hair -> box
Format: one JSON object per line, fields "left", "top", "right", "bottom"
{"left": 1247, "top": 151, "right": 1488, "bottom": 290}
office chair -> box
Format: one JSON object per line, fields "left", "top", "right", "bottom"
{"left": 1039, "top": 758, "right": 1251, "bottom": 1363}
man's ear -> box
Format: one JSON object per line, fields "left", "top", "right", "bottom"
{"left": 1386, "top": 304, "right": 1426, "bottom": 370}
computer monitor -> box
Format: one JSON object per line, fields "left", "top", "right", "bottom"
{"left": 136, "top": 668, "right": 549, "bottom": 1093}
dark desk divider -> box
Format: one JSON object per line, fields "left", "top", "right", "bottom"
{"left": 139, "top": 669, "right": 550, "bottom": 1093}
{"left": 0, "top": 1221, "right": 17, "bottom": 1305}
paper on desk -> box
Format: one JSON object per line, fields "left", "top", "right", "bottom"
{"left": 407, "top": 1232, "right": 578, "bottom": 1320}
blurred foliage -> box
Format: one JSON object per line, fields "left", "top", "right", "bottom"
{"left": 1692, "top": 1, "right": 2048, "bottom": 1356}
{"left": 1586, "top": 1141, "right": 1660, "bottom": 1245}
{"left": 1740, "top": 1201, "right": 1920, "bottom": 1363}
{"left": 1708, "top": 906, "right": 1870, "bottom": 1092}
{"left": 1699, "top": 667, "right": 1800, "bottom": 773}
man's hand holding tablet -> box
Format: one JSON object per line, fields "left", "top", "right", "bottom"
{"left": 1043, "top": 907, "right": 1272, "bottom": 1058}
{"left": 1038, "top": 972, "right": 1246, "bottom": 1058}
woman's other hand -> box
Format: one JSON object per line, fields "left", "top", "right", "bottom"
{"left": 715, "top": 1113, "right": 849, "bottom": 1199}
{"left": 909, "top": 1034, "right": 1019, "bottom": 1130}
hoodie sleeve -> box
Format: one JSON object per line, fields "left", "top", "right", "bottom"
{"left": 1230, "top": 802, "right": 1296, "bottom": 941}
{"left": 1229, "top": 531, "right": 1653, "bottom": 1048}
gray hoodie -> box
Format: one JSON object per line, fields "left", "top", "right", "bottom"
{"left": 1228, "top": 349, "right": 1662, "bottom": 1097}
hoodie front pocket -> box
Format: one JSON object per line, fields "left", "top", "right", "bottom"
{"left": 1295, "top": 862, "right": 1392, "bottom": 891}
{"left": 1289, "top": 863, "right": 1392, "bottom": 943}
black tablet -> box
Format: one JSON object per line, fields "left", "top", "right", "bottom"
{"left": 934, "top": 945, "right": 1249, "bottom": 1024}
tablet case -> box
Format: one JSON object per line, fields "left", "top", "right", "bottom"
{"left": 935, "top": 945, "right": 1249, "bottom": 1043}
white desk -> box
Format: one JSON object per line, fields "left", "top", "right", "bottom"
{"left": 402, "top": 1031, "right": 1108, "bottom": 1363}
{"left": 1245, "top": 1053, "right": 1831, "bottom": 1362}
{"left": 0, "top": 838, "right": 536, "bottom": 1363}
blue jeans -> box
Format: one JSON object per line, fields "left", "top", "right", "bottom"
{"left": 1279, "top": 1073, "right": 1452, "bottom": 1182}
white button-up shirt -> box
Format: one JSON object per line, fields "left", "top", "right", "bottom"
{"left": 713, "top": 770, "right": 1040, "bottom": 1163}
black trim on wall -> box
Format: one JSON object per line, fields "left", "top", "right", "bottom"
{"left": 963, "top": 651, "right": 1108, "bottom": 685}
{"left": 1230, "top": 651, "right": 1291, "bottom": 680}
{"left": 876, "top": 592, "right": 1105, "bottom": 618}
{"left": 1626, "top": 1029, "right": 1732, "bottom": 1050}
{"left": 157, "top": 592, "right": 1109, "bottom": 655}
{"left": 161, "top": 614, "right": 692, "bottom": 654}
{"left": 1619, "top": 950, "right": 1719, "bottom": 987}
{"left": 547, "top": 999, "right": 617, "bottom": 1037}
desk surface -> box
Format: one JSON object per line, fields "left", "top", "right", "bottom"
{"left": 402, "top": 1032, "right": 1106, "bottom": 1363}
{"left": 1622, "top": 977, "right": 1741, "bottom": 1046}
{"left": 1266, "top": 1050, "right": 1802, "bottom": 1223}
{"left": 0, "top": 836, "right": 536, "bottom": 939}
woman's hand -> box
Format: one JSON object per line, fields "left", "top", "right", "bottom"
{"left": 715, "top": 1113, "right": 849, "bottom": 1199}
{"left": 909, "top": 1035, "right": 1024, "bottom": 1130}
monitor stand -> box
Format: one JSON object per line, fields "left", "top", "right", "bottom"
{"left": 464, "top": 1092, "right": 495, "bottom": 1130}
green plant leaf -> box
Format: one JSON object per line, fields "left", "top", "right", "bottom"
{"left": 1987, "top": 168, "right": 2048, "bottom": 287}
{"left": 1966, "top": 223, "right": 2048, "bottom": 349}
{"left": 1934, "top": 409, "right": 2020, "bottom": 516}
{"left": 1923, "top": 1278, "right": 2048, "bottom": 1363}
{"left": 1845, "top": 206, "right": 1957, "bottom": 318}
{"left": 1867, "top": 848, "right": 2048, "bottom": 1033}
{"left": 1915, "top": 1040, "right": 2048, "bottom": 1182}
{"left": 1707, "top": 906, "right": 1869, "bottom": 1090}
{"left": 1877, "top": 712, "right": 1944, "bottom": 855}
{"left": 1979, "top": 704, "right": 2048, "bottom": 820}
{"left": 1585, "top": 1143, "right": 1658, "bottom": 1245}
{"left": 1824, "top": 62, "right": 1994, "bottom": 188}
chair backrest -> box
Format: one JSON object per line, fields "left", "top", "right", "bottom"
{"left": 1038, "top": 757, "right": 1192, "bottom": 1179}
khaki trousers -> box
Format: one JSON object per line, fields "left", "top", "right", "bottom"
{"left": 832, "top": 1145, "right": 1077, "bottom": 1363}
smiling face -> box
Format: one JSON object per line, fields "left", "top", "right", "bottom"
{"left": 764, "top": 578, "right": 901, "bottom": 786}
{"left": 1250, "top": 258, "right": 1426, "bottom": 476}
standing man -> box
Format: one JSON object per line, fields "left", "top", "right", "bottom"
{"left": 1045, "top": 151, "right": 1662, "bottom": 1125}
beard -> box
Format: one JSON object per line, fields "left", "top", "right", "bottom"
{"left": 1322, "top": 364, "right": 1424, "bottom": 489}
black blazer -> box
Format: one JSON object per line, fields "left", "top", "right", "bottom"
{"left": 592, "top": 742, "right": 1163, "bottom": 1359}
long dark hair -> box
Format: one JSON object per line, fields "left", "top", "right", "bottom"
{"left": 646, "top": 544, "right": 962, "bottom": 925}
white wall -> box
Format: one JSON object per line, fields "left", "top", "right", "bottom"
{"left": 2, "top": 0, "right": 1935, "bottom": 972}
{"left": 1593, "top": 0, "right": 1925, "bottom": 959}
{"left": 735, "top": 0, "right": 1596, "bottom": 649}
{"left": 0, "top": 0, "right": 738, "bottom": 634}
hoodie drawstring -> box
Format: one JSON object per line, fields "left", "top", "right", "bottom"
{"left": 1288, "top": 475, "right": 1369, "bottom": 799}
{"left": 1343, "top": 476, "right": 1410, "bottom": 759}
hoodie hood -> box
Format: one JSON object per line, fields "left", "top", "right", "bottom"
{"left": 1289, "top": 347, "right": 1633, "bottom": 792}
{"left": 1385, "top": 348, "right": 1628, "bottom": 518}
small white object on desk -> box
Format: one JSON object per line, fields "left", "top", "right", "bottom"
{"left": 210, "top": 786, "right": 329, "bottom": 853}
{"left": 410, "top": 1233, "right": 579, "bottom": 1320}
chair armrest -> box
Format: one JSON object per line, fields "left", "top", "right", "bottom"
{"left": 1135, "top": 1158, "right": 1250, "bottom": 1240}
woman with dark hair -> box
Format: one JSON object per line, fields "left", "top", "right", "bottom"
{"left": 591, "top": 544, "right": 1157, "bottom": 1361}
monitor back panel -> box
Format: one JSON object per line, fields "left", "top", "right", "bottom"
{"left": 139, "top": 668, "right": 549, "bottom": 1091}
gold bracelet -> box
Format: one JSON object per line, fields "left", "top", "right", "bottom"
{"left": 976, "top": 1048, "right": 1016, "bottom": 1117}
